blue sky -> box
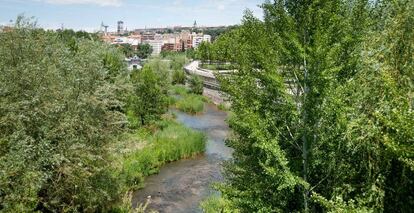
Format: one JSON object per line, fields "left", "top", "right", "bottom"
{"left": 0, "top": 0, "right": 264, "bottom": 32}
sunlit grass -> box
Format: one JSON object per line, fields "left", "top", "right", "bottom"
{"left": 200, "top": 195, "right": 236, "bottom": 213}
{"left": 175, "top": 94, "right": 205, "bottom": 114}
{"left": 116, "top": 119, "right": 206, "bottom": 190}
{"left": 170, "top": 84, "right": 189, "bottom": 96}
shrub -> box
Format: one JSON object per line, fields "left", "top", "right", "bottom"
{"left": 189, "top": 75, "right": 204, "bottom": 95}
{"left": 172, "top": 69, "right": 186, "bottom": 85}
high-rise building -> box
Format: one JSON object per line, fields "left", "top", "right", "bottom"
{"left": 117, "top": 21, "right": 124, "bottom": 35}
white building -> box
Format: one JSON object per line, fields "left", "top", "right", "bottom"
{"left": 112, "top": 37, "right": 141, "bottom": 49}
{"left": 203, "top": 34, "right": 211, "bottom": 43}
{"left": 145, "top": 40, "right": 163, "bottom": 55}
{"left": 192, "top": 33, "right": 212, "bottom": 48}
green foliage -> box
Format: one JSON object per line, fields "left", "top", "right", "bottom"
{"left": 116, "top": 43, "right": 135, "bottom": 57}
{"left": 136, "top": 43, "right": 153, "bottom": 59}
{"left": 196, "top": 41, "right": 214, "bottom": 64}
{"left": 169, "top": 54, "right": 187, "bottom": 70}
{"left": 129, "top": 65, "right": 168, "bottom": 126}
{"left": 213, "top": 0, "right": 414, "bottom": 212}
{"left": 200, "top": 63, "right": 234, "bottom": 71}
{"left": 217, "top": 103, "right": 230, "bottom": 111}
{"left": 146, "top": 58, "right": 171, "bottom": 87}
{"left": 0, "top": 16, "right": 126, "bottom": 212}
{"left": 189, "top": 75, "right": 204, "bottom": 95}
{"left": 170, "top": 85, "right": 189, "bottom": 96}
{"left": 175, "top": 94, "right": 205, "bottom": 114}
{"left": 172, "top": 69, "right": 186, "bottom": 85}
{"left": 202, "top": 26, "right": 237, "bottom": 41}
{"left": 185, "top": 48, "right": 196, "bottom": 59}
{"left": 119, "top": 120, "right": 206, "bottom": 190}
{"left": 57, "top": 28, "right": 100, "bottom": 41}
{"left": 200, "top": 195, "right": 237, "bottom": 213}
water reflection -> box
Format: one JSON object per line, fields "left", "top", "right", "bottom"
{"left": 132, "top": 103, "right": 232, "bottom": 213}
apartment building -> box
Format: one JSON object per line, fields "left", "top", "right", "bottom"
{"left": 145, "top": 40, "right": 163, "bottom": 55}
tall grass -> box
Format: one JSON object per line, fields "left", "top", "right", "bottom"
{"left": 118, "top": 119, "right": 206, "bottom": 190}
{"left": 175, "top": 94, "right": 205, "bottom": 114}
{"left": 170, "top": 84, "right": 189, "bottom": 96}
{"left": 200, "top": 195, "right": 236, "bottom": 213}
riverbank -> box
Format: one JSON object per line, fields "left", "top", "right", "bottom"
{"left": 107, "top": 114, "right": 207, "bottom": 211}
{"left": 170, "top": 85, "right": 210, "bottom": 114}
{"left": 132, "top": 103, "right": 232, "bottom": 212}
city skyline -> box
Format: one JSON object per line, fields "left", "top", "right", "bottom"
{"left": 0, "top": 0, "right": 264, "bottom": 32}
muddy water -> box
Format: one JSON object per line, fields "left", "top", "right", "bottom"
{"left": 132, "top": 103, "right": 232, "bottom": 213}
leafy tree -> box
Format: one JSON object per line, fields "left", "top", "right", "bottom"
{"left": 169, "top": 54, "right": 187, "bottom": 71}
{"left": 196, "top": 41, "right": 213, "bottom": 64}
{"left": 185, "top": 48, "right": 196, "bottom": 59}
{"left": 0, "top": 16, "right": 126, "bottom": 212}
{"left": 129, "top": 65, "right": 168, "bottom": 126}
{"left": 213, "top": 0, "right": 414, "bottom": 212}
{"left": 146, "top": 58, "right": 171, "bottom": 90}
{"left": 116, "top": 43, "right": 134, "bottom": 57}
{"left": 136, "top": 43, "right": 153, "bottom": 59}
{"left": 57, "top": 29, "right": 100, "bottom": 41}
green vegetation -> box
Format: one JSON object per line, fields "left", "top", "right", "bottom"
{"left": 200, "top": 196, "right": 235, "bottom": 213}
{"left": 189, "top": 75, "right": 204, "bottom": 95}
{"left": 113, "top": 119, "right": 206, "bottom": 191}
{"left": 0, "top": 17, "right": 126, "bottom": 212}
{"left": 200, "top": 63, "right": 234, "bottom": 71}
{"left": 129, "top": 65, "right": 168, "bottom": 126}
{"left": 160, "top": 53, "right": 188, "bottom": 85}
{"left": 200, "top": 0, "right": 414, "bottom": 212}
{"left": 170, "top": 85, "right": 205, "bottom": 114}
{"left": 176, "top": 94, "right": 205, "bottom": 114}
{"left": 217, "top": 103, "right": 230, "bottom": 111}
{"left": 115, "top": 43, "right": 153, "bottom": 59}
{"left": 0, "top": 16, "right": 205, "bottom": 212}
{"left": 56, "top": 28, "right": 100, "bottom": 41}
{"left": 172, "top": 69, "right": 186, "bottom": 85}
{"left": 170, "top": 84, "right": 189, "bottom": 96}
{"left": 136, "top": 43, "right": 153, "bottom": 59}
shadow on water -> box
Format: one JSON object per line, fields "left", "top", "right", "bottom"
{"left": 132, "top": 103, "right": 232, "bottom": 213}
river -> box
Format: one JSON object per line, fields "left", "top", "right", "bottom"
{"left": 132, "top": 103, "right": 232, "bottom": 212}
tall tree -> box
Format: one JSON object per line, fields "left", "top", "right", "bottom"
{"left": 136, "top": 43, "right": 153, "bottom": 59}
{"left": 0, "top": 17, "right": 126, "bottom": 212}
{"left": 213, "top": 0, "right": 413, "bottom": 212}
{"left": 129, "top": 65, "right": 168, "bottom": 126}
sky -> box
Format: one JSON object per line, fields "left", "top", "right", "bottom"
{"left": 0, "top": 0, "right": 264, "bottom": 32}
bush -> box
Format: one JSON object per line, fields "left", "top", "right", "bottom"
{"left": 172, "top": 69, "right": 186, "bottom": 85}
{"left": 189, "top": 75, "right": 204, "bottom": 95}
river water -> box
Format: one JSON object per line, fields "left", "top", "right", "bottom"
{"left": 132, "top": 103, "right": 232, "bottom": 212}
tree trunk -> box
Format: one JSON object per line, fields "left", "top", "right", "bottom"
{"left": 302, "top": 32, "right": 309, "bottom": 213}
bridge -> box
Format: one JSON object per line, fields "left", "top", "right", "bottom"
{"left": 183, "top": 61, "right": 232, "bottom": 90}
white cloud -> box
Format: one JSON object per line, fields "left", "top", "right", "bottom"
{"left": 37, "top": 0, "right": 123, "bottom": 7}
